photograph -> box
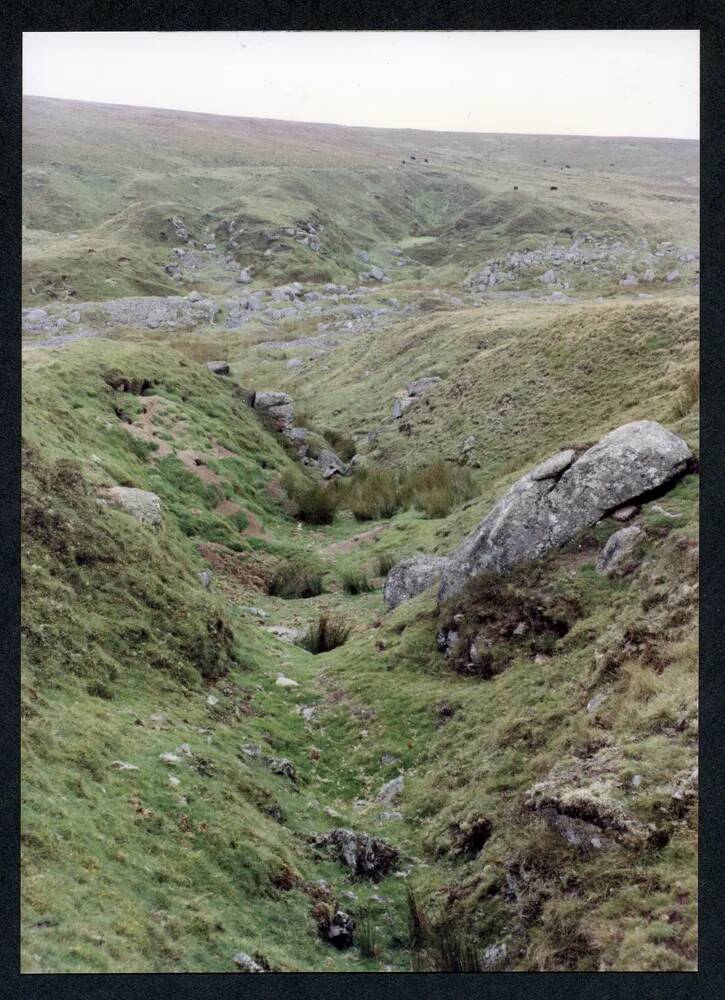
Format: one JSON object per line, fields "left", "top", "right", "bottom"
{"left": 20, "top": 29, "right": 699, "bottom": 973}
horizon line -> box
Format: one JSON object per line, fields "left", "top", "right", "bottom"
{"left": 22, "top": 93, "right": 700, "bottom": 144}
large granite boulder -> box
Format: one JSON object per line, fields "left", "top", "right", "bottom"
{"left": 385, "top": 421, "right": 692, "bottom": 609}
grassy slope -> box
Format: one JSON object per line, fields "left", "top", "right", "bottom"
{"left": 22, "top": 97, "right": 699, "bottom": 973}
{"left": 22, "top": 96, "right": 698, "bottom": 303}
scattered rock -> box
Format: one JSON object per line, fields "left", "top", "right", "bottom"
{"left": 612, "top": 505, "right": 639, "bottom": 522}
{"left": 233, "top": 951, "right": 266, "bottom": 972}
{"left": 317, "top": 828, "right": 399, "bottom": 881}
{"left": 110, "top": 760, "right": 139, "bottom": 771}
{"left": 206, "top": 361, "right": 230, "bottom": 376}
{"left": 380, "top": 811, "right": 403, "bottom": 823}
{"left": 266, "top": 626, "right": 301, "bottom": 645}
{"left": 159, "top": 753, "right": 181, "bottom": 765}
{"left": 197, "top": 569, "right": 213, "bottom": 590}
{"left": 376, "top": 775, "right": 404, "bottom": 806}
{"left": 99, "top": 487, "right": 163, "bottom": 528}
{"left": 595, "top": 525, "right": 643, "bottom": 576}
{"left": 524, "top": 747, "right": 663, "bottom": 850}
{"left": 586, "top": 691, "right": 609, "bottom": 715}
{"left": 482, "top": 942, "right": 507, "bottom": 970}
{"left": 252, "top": 390, "right": 294, "bottom": 431}
{"left": 265, "top": 757, "right": 298, "bottom": 783}
{"left": 275, "top": 674, "right": 300, "bottom": 688}
{"left": 319, "top": 908, "right": 354, "bottom": 950}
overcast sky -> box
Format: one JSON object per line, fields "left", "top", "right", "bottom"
{"left": 23, "top": 31, "right": 699, "bottom": 139}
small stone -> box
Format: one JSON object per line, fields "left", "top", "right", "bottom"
{"left": 275, "top": 674, "right": 300, "bottom": 688}
{"left": 206, "top": 695, "right": 219, "bottom": 707}
{"left": 586, "top": 692, "right": 608, "bottom": 715}
{"left": 110, "top": 761, "right": 139, "bottom": 771}
{"left": 376, "top": 775, "right": 404, "bottom": 805}
{"left": 233, "top": 951, "right": 265, "bottom": 973}
{"left": 612, "top": 505, "right": 639, "bottom": 522}
{"left": 159, "top": 752, "right": 181, "bottom": 765}
{"left": 168, "top": 775, "right": 181, "bottom": 788}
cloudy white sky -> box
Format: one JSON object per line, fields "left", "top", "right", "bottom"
{"left": 23, "top": 31, "right": 699, "bottom": 139}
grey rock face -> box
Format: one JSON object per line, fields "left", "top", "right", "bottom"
{"left": 383, "top": 555, "right": 450, "bottom": 610}
{"left": 233, "top": 951, "right": 266, "bottom": 972}
{"left": 317, "top": 828, "right": 399, "bottom": 881}
{"left": 392, "top": 396, "right": 415, "bottom": 420}
{"left": 316, "top": 448, "right": 347, "bottom": 479}
{"left": 322, "top": 910, "right": 354, "bottom": 950}
{"left": 368, "top": 266, "right": 385, "bottom": 281}
{"left": 595, "top": 525, "right": 643, "bottom": 576}
{"left": 252, "top": 390, "right": 294, "bottom": 430}
{"left": 197, "top": 569, "right": 214, "bottom": 590}
{"left": 100, "top": 487, "right": 162, "bottom": 527}
{"left": 437, "top": 421, "right": 691, "bottom": 603}
{"left": 206, "top": 360, "right": 230, "bottom": 376}
{"left": 407, "top": 376, "right": 442, "bottom": 397}
{"left": 524, "top": 747, "right": 660, "bottom": 850}
{"left": 386, "top": 421, "right": 692, "bottom": 609}
{"left": 376, "top": 775, "right": 404, "bottom": 805}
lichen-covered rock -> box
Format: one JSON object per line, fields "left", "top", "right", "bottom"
{"left": 206, "top": 360, "right": 230, "bottom": 376}
{"left": 316, "top": 448, "right": 347, "bottom": 479}
{"left": 376, "top": 775, "right": 404, "bottom": 805}
{"left": 317, "top": 828, "right": 399, "bottom": 881}
{"left": 438, "top": 421, "right": 691, "bottom": 602}
{"left": 100, "top": 487, "right": 162, "bottom": 527}
{"left": 233, "top": 951, "right": 266, "bottom": 972}
{"left": 383, "top": 555, "right": 450, "bottom": 610}
{"left": 385, "top": 421, "right": 691, "bottom": 609}
{"left": 523, "top": 747, "right": 663, "bottom": 850}
{"left": 595, "top": 525, "right": 643, "bottom": 576}
{"left": 252, "top": 390, "right": 294, "bottom": 430}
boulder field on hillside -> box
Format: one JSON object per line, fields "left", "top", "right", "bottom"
{"left": 384, "top": 420, "right": 693, "bottom": 610}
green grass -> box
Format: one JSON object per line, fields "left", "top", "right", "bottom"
{"left": 22, "top": 95, "right": 698, "bottom": 973}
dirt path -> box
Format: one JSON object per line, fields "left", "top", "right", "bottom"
{"left": 22, "top": 329, "right": 100, "bottom": 350}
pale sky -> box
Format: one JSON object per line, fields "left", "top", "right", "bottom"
{"left": 23, "top": 31, "right": 699, "bottom": 140}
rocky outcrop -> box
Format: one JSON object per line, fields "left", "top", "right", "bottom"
{"left": 102, "top": 294, "right": 220, "bottom": 329}
{"left": 523, "top": 748, "right": 663, "bottom": 851}
{"left": 385, "top": 421, "right": 692, "bottom": 608}
{"left": 316, "top": 448, "right": 347, "bottom": 479}
{"left": 251, "top": 390, "right": 294, "bottom": 431}
{"left": 383, "top": 555, "right": 450, "bottom": 610}
{"left": 99, "top": 487, "right": 163, "bottom": 527}
{"left": 316, "top": 829, "right": 399, "bottom": 881}
{"left": 392, "top": 376, "right": 442, "bottom": 420}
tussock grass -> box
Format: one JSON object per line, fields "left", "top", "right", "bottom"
{"left": 298, "top": 613, "right": 351, "bottom": 654}
{"left": 281, "top": 469, "right": 339, "bottom": 525}
{"left": 339, "top": 567, "right": 374, "bottom": 595}
{"left": 268, "top": 556, "right": 325, "bottom": 599}
{"left": 672, "top": 368, "right": 699, "bottom": 420}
